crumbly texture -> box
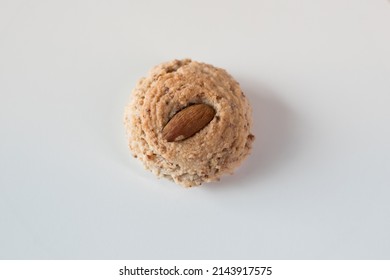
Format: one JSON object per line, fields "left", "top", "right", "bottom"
{"left": 124, "top": 59, "right": 254, "bottom": 187}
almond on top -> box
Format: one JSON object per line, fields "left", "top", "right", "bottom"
{"left": 162, "top": 104, "right": 215, "bottom": 142}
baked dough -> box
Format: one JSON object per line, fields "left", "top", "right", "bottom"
{"left": 124, "top": 59, "right": 254, "bottom": 187}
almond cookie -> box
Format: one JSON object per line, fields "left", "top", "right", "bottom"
{"left": 124, "top": 59, "right": 254, "bottom": 187}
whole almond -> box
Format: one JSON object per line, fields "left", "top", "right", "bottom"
{"left": 162, "top": 104, "right": 216, "bottom": 142}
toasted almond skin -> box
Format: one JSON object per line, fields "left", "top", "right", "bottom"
{"left": 162, "top": 104, "right": 216, "bottom": 142}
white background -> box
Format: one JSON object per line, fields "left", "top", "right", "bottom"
{"left": 0, "top": 0, "right": 389, "bottom": 259}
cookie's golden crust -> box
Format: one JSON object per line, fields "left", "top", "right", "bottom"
{"left": 124, "top": 59, "right": 254, "bottom": 187}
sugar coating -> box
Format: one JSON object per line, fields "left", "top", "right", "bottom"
{"left": 124, "top": 59, "right": 254, "bottom": 187}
